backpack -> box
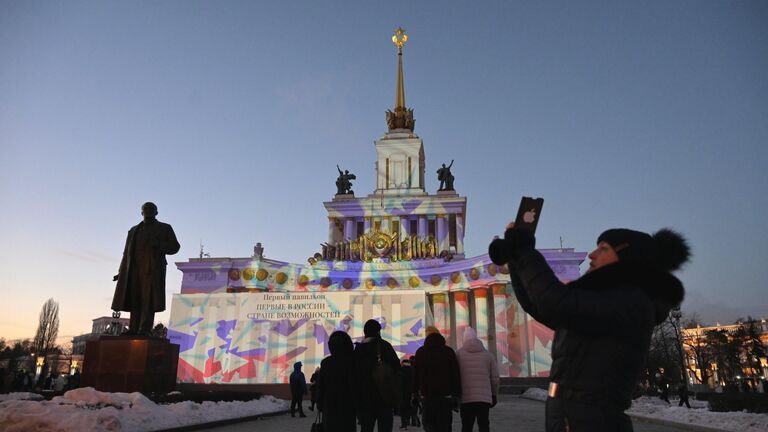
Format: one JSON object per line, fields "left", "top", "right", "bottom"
{"left": 372, "top": 340, "right": 401, "bottom": 407}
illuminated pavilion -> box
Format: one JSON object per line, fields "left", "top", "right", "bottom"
{"left": 168, "top": 29, "right": 586, "bottom": 384}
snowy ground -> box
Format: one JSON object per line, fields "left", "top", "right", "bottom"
{"left": 0, "top": 387, "right": 288, "bottom": 432}
{"left": 521, "top": 388, "right": 768, "bottom": 432}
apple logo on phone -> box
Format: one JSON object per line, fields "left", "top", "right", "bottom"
{"left": 523, "top": 209, "right": 537, "bottom": 224}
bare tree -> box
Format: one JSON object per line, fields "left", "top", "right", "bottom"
{"left": 32, "top": 298, "right": 60, "bottom": 375}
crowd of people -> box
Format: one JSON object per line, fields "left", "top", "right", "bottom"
{"left": 296, "top": 319, "right": 499, "bottom": 432}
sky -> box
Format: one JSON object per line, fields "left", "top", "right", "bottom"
{"left": 1, "top": 0, "right": 767, "bottom": 343}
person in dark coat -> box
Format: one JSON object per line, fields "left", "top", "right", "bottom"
{"left": 309, "top": 367, "right": 320, "bottom": 411}
{"left": 289, "top": 361, "right": 308, "bottom": 417}
{"left": 677, "top": 383, "right": 691, "bottom": 408}
{"left": 112, "top": 202, "right": 180, "bottom": 335}
{"left": 318, "top": 331, "right": 357, "bottom": 432}
{"left": 354, "top": 319, "right": 401, "bottom": 432}
{"left": 657, "top": 374, "right": 671, "bottom": 404}
{"left": 398, "top": 358, "right": 414, "bottom": 430}
{"left": 413, "top": 326, "right": 462, "bottom": 432}
{"left": 490, "top": 226, "right": 690, "bottom": 432}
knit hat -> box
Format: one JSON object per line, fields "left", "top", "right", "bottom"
{"left": 425, "top": 326, "right": 440, "bottom": 336}
{"left": 363, "top": 319, "right": 382, "bottom": 337}
{"left": 597, "top": 228, "right": 690, "bottom": 272}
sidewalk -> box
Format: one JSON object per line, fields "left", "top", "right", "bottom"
{"left": 195, "top": 395, "right": 701, "bottom": 432}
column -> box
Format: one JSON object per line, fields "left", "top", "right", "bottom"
{"left": 453, "top": 291, "right": 470, "bottom": 348}
{"left": 381, "top": 217, "right": 390, "bottom": 233}
{"left": 436, "top": 214, "right": 448, "bottom": 253}
{"left": 328, "top": 218, "right": 337, "bottom": 243}
{"left": 431, "top": 293, "right": 450, "bottom": 338}
{"left": 456, "top": 214, "right": 465, "bottom": 254}
{"left": 473, "top": 287, "right": 490, "bottom": 349}
{"left": 418, "top": 215, "right": 427, "bottom": 237}
{"left": 364, "top": 217, "right": 372, "bottom": 234}
{"left": 344, "top": 218, "right": 355, "bottom": 240}
{"left": 492, "top": 283, "right": 509, "bottom": 376}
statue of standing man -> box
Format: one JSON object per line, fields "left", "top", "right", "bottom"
{"left": 437, "top": 160, "right": 455, "bottom": 191}
{"left": 112, "top": 202, "right": 180, "bottom": 336}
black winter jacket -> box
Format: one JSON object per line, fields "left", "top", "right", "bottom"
{"left": 354, "top": 337, "right": 401, "bottom": 409}
{"left": 509, "top": 248, "right": 684, "bottom": 410}
{"left": 413, "top": 333, "right": 462, "bottom": 398}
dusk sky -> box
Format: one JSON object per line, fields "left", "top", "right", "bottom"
{"left": 1, "top": 1, "right": 766, "bottom": 343}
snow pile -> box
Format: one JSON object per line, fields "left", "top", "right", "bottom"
{"left": 0, "top": 392, "right": 44, "bottom": 402}
{"left": 628, "top": 396, "right": 768, "bottom": 432}
{"left": 0, "top": 387, "right": 289, "bottom": 432}
{"left": 521, "top": 387, "right": 548, "bottom": 402}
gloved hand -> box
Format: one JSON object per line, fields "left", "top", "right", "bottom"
{"left": 491, "top": 394, "right": 497, "bottom": 408}
{"left": 504, "top": 226, "right": 536, "bottom": 250}
{"left": 488, "top": 227, "right": 536, "bottom": 265}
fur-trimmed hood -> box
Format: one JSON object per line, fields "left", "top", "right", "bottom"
{"left": 568, "top": 261, "right": 685, "bottom": 325}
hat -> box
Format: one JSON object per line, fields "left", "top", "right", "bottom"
{"left": 363, "top": 319, "right": 382, "bottom": 337}
{"left": 597, "top": 228, "right": 690, "bottom": 272}
{"left": 425, "top": 326, "right": 440, "bottom": 336}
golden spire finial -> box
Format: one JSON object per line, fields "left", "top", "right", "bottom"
{"left": 392, "top": 27, "right": 408, "bottom": 52}
{"left": 392, "top": 27, "right": 407, "bottom": 110}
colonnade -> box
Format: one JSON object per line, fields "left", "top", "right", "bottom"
{"left": 329, "top": 214, "right": 465, "bottom": 254}
{"left": 427, "top": 284, "right": 521, "bottom": 376}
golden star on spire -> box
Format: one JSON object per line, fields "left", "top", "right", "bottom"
{"left": 392, "top": 27, "right": 408, "bottom": 52}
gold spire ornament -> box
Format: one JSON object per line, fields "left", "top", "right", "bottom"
{"left": 386, "top": 27, "right": 415, "bottom": 131}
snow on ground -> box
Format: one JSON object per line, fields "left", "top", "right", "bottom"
{"left": 0, "top": 387, "right": 289, "bottom": 432}
{"left": 628, "top": 396, "right": 768, "bottom": 432}
{"left": 0, "top": 392, "right": 44, "bottom": 402}
{"left": 521, "top": 388, "right": 768, "bottom": 432}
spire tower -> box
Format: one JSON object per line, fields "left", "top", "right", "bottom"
{"left": 386, "top": 27, "right": 415, "bottom": 131}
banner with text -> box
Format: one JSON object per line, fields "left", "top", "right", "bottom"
{"left": 168, "top": 290, "right": 426, "bottom": 384}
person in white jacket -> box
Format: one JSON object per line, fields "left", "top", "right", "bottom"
{"left": 456, "top": 327, "right": 499, "bottom": 432}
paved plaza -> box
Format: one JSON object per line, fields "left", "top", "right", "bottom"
{"left": 199, "top": 395, "right": 699, "bottom": 432}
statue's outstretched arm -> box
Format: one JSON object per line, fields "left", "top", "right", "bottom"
{"left": 448, "top": 159, "right": 454, "bottom": 169}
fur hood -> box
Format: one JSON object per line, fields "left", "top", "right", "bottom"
{"left": 568, "top": 261, "right": 685, "bottom": 325}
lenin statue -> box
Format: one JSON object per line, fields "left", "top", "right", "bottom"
{"left": 112, "top": 202, "right": 180, "bottom": 336}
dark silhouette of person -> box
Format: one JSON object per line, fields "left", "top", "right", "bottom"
{"left": 112, "top": 202, "right": 179, "bottom": 336}
{"left": 354, "top": 319, "right": 401, "bottom": 432}
{"left": 290, "top": 361, "right": 308, "bottom": 417}
{"left": 318, "top": 331, "right": 358, "bottom": 432}
{"left": 678, "top": 383, "right": 691, "bottom": 408}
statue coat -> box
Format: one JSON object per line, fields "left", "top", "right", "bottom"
{"left": 112, "top": 220, "right": 180, "bottom": 313}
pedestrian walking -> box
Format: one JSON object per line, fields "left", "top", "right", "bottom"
{"left": 318, "top": 331, "right": 357, "bottom": 432}
{"left": 678, "top": 384, "right": 691, "bottom": 408}
{"left": 414, "top": 326, "right": 462, "bottom": 432}
{"left": 309, "top": 367, "right": 320, "bottom": 411}
{"left": 398, "top": 358, "right": 415, "bottom": 430}
{"left": 657, "top": 374, "right": 671, "bottom": 404}
{"left": 354, "top": 319, "right": 401, "bottom": 432}
{"left": 490, "top": 225, "right": 690, "bottom": 432}
{"left": 456, "top": 327, "right": 499, "bottom": 432}
{"left": 289, "top": 361, "right": 308, "bottom": 417}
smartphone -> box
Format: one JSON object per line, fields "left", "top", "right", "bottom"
{"left": 514, "top": 196, "right": 544, "bottom": 233}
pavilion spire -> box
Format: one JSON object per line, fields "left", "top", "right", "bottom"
{"left": 386, "top": 27, "right": 415, "bottom": 131}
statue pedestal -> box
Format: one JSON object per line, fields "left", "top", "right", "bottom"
{"left": 82, "top": 336, "right": 179, "bottom": 395}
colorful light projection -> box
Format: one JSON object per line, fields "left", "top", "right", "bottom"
{"left": 169, "top": 290, "right": 427, "bottom": 384}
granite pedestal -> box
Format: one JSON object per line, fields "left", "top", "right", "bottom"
{"left": 82, "top": 336, "right": 179, "bottom": 395}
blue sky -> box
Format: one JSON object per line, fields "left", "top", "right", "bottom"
{"left": 1, "top": 0, "right": 766, "bottom": 341}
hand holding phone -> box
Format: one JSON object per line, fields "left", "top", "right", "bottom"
{"left": 513, "top": 196, "right": 544, "bottom": 233}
